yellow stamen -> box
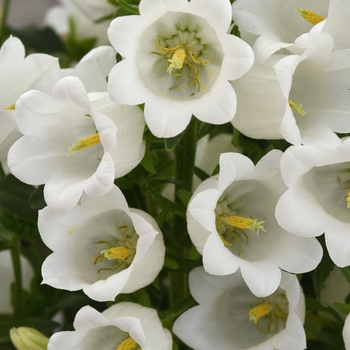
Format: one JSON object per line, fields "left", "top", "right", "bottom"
{"left": 346, "top": 193, "right": 350, "bottom": 209}
{"left": 288, "top": 99, "right": 307, "bottom": 116}
{"left": 167, "top": 49, "right": 186, "bottom": 74}
{"left": 116, "top": 337, "right": 140, "bottom": 350}
{"left": 249, "top": 303, "right": 271, "bottom": 324}
{"left": 5, "top": 104, "right": 15, "bottom": 110}
{"left": 225, "top": 215, "right": 266, "bottom": 234}
{"left": 296, "top": 8, "right": 325, "bottom": 25}
{"left": 100, "top": 246, "right": 130, "bottom": 261}
{"left": 68, "top": 132, "right": 100, "bottom": 155}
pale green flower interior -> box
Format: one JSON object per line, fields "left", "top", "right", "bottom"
{"left": 215, "top": 285, "right": 289, "bottom": 348}
{"left": 68, "top": 209, "right": 138, "bottom": 283}
{"left": 136, "top": 12, "right": 224, "bottom": 101}
{"left": 303, "top": 162, "right": 350, "bottom": 222}
{"left": 76, "top": 325, "right": 126, "bottom": 349}
{"left": 215, "top": 180, "right": 280, "bottom": 261}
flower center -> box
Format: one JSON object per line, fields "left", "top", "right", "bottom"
{"left": 296, "top": 8, "right": 325, "bottom": 25}
{"left": 151, "top": 35, "right": 210, "bottom": 92}
{"left": 5, "top": 104, "right": 15, "bottom": 110}
{"left": 68, "top": 132, "right": 101, "bottom": 155}
{"left": 216, "top": 213, "right": 265, "bottom": 257}
{"left": 337, "top": 177, "right": 350, "bottom": 209}
{"left": 248, "top": 291, "right": 288, "bottom": 333}
{"left": 92, "top": 225, "right": 137, "bottom": 274}
{"left": 116, "top": 337, "right": 141, "bottom": 350}
{"left": 288, "top": 99, "right": 306, "bottom": 116}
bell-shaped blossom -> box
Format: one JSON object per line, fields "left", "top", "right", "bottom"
{"left": 275, "top": 140, "right": 350, "bottom": 267}
{"left": 69, "top": 0, "right": 117, "bottom": 21}
{"left": 44, "top": 0, "right": 111, "bottom": 46}
{"left": 232, "top": 0, "right": 330, "bottom": 61}
{"left": 187, "top": 150, "right": 322, "bottom": 297}
{"left": 0, "top": 250, "right": 34, "bottom": 314}
{"left": 230, "top": 54, "right": 285, "bottom": 140}
{"left": 107, "top": 0, "right": 254, "bottom": 138}
{"left": 39, "top": 186, "right": 165, "bottom": 302}
{"left": 8, "top": 76, "right": 145, "bottom": 213}
{"left": 274, "top": 28, "right": 350, "bottom": 151}
{"left": 48, "top": 302, "right": 172, "bottom": 350}
{"left": 0, "top": 36, "right": 60, "bottom": 162}
{"left": 61, "top": 45, "right": 116, "bottom": 92}
{"left": 173, "top": 267, "right": 306, "bottom": 350}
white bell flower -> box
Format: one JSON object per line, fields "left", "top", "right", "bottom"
{"left": 273, "top": 28, "right": 350, "bottom": 151}
{"left": 48, "top": 302, "right": 172, "bottom": 350}
{"left": 107, "top": 0, "right": 254, "bottom": 138}
{"left": 187, "top": 150, "right": 322, "bottom": 297}
{"left": 232, "top": 0, "right": 330, "bottom": 61}
{"left": 39, "top": 186, "right": 165, "bottom": 302}
{"left": 0, "top": 36, "right": 60, "bottom": 161}
{"left": 61, "top": 45, "right": 116, "bottom": 92}
{"left": 230, "top": 54, "right": 286, "bottom": 140}
{"left": 8, "top": 76, "right": 145, "bottom": 213}
{"left": 69, "top": 0, "right": 117, "bottom": 21}
{"left": 44, "top": 0, "right": 111, "bottom": 46}
{"left": 173, "top": 267, "right": 306, "bottom": 350}
{"left": 275, "top": 140, "right": 350, "bottom": 267}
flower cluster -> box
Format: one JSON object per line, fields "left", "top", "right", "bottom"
{"left": 1, "top": 0, "right": 350, "bottom": 349}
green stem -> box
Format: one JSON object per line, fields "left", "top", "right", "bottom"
{"left": 169, "top": 118, "right": 198, "bottom": 306}
{"left": 0, "top": 0, "right": 11, "bottom": 41}
{"left": 10, "top": 236, "right": 22, "bottom": 319}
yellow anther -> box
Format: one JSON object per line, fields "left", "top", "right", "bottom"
{"left": 68, "top": 132, "right": 100, "bottom": 155}
{"left": 225, "top": 215, "right": 266, "bottom": 234}
{"left": 5, "top": 104, "right": 15, "bottom": 110}
{"left": 101, "top": 246, "right": 130, "bottom": 261}
{"left": 249, "top": 303, "right": 271, "bottom": 324}
{"left": 117, "top": 337, "right": 140, "bottom": 350}
{"left": 167, "top": 49, "right": 186, "bottom": 74}
{"left": 288, "top": 99, "right": 307, "bottom": 116}
{"left": 296, "top": 8, "right": 325, "bottom": 25}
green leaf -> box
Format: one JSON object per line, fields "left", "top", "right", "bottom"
{"left": 134, "top": 289, "right": 151, "bottom": 307}
{"left": 193, "top": 166, "right": 210, "bottom": 181}
{"left": 341, "top": 265, "right": 350, "bottom": 284}
{"left": 0, "top": 175, "right": 37, "bottom": 220}
{"left": 187, "top": 244, "right": 201, "bottom": 261}
{"left": 108, "top": 0, "right": 140, "bottom": 15}
{"left": 145, "top": 184, "right": 186, "bottom": 218}
{"left": 333, "top": 302, "right": 350, "bottom": 315}
{"left": 29, "top": 185, "right": 46, "bottom": 210}
{"left": 165, "top": 132, "right": 184, "bottom": 151}
{"left": 140, "top": 144, "right": 156, "bottom": 174}
{"left": 176, "top": 189, "right": 192, "bottom": 206}
{"left": 306, "top": 297, "right": 343, "bottom": 325}
{"left": 164, "top": 256, "right": 179, "bottom": 270}
{"left": 313, "top": 236, "right": 335, "bottom": 306}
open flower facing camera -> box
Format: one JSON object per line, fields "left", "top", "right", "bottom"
{"left": 107, "top": 0, "right": 254, "bottom": 137}
{"left": 187, "top": 150, "right": 322, "bottom": 297}
{"left": 39, "top": 186, "right": 165, "bottom": 302}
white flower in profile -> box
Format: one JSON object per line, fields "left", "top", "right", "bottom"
{"left": 39, "top": 186, "right": 165, "bottom": 302}
{"left": 344, "top": 313, "right": 350, "bottom": 350}
{"left": 173, "top": 267, "right": 306, "bottom": 350}
{"left": 230, "top": 54, "right": 286, "bottom": 140}
{"left": 107, "top": 0, "right": 254, "bottom": 138}
{"left": 232, "top": 0, "right": 330, "bottom": 61}
{"left": 0, "top": 36, "right": 60, "bottom": 162}
{"left": 69, "top": 0, "right": 117, "bottom": 21}
{"left": 61, "top": 45, "right": 116, "bottom": 92}
{"left": 8, "top": 76, "right": 145, "bottom": 213}
{"left": 187, "top": 150, "right": 322, "bottom": 297}
{"left": 48, "top": 302, "right": 172, "bottom": 350}
{"left": 44, "top": 0, "right": 111, "bottom": 46}
{"left": 275, "top": 140, "right": 350, "bottom": 267}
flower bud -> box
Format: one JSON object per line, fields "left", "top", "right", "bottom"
{"left": 10, "top": 327, "right": 48, "bottom": 350}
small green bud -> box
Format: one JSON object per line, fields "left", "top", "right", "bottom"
{"left": 10, "top": 327, "right": 49, "bottom": 350}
